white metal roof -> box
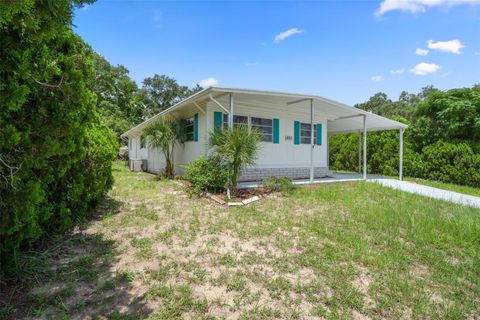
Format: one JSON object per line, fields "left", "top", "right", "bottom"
{"left": 121, "top": 87, "right": 407, "bottom": 138}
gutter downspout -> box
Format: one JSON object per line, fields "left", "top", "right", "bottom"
{"left": 229, "top": 94, "right": 234, "bottom": 129}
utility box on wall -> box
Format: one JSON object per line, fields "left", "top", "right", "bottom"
{"left": 129, "top": 160, "right": 143, "bottom": 172}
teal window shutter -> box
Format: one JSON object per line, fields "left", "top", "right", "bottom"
{"left": 273, "top": 118, "right": 279, "bottom": 144}
{"left": 316, "top": 123, "right": 322, "bottom": 145}
{"left": 194, "top": 113, "right": 198, "bottom": 142}
{"left": 214, "top": 112, "right": 222, "bottom": 132}
{"left": 294, "top": 121, "right": 300, "bottom": 145}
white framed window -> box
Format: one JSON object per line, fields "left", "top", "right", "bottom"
{"left": 300, "top": 123, "right": 317, "bottom": 145}
{"left": 251, "top": 117, "right": 273, "bottom": 142}
{"left": 140, "top": 135, "right": 146, "bottom": 149}
{"left": 223, "top": 114, "right": 248, "bottom": 129}
{"left": 185, "top": 117, "right": 194, "bottom": 141}
{"left": 221, "top": 114, "right": 274, "bottom": 143}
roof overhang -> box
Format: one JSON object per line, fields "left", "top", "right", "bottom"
{"left": 121, "top": 87, "right": 408, "bottom": 138}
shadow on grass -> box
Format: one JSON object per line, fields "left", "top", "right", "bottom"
{"left": 1, "top": 197, "right": 153, "bottom": 320}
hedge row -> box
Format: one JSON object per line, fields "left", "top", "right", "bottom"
{"left": 329, "top": 132, "right": 480, "bottom": 188}
{"left": 0, "top": 1, "right": 117, "bottom": 274}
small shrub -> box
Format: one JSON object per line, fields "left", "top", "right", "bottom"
{"left": 209, "top": 126, "right": 261, "bottom": 196}
{"left": 185, "top": 157, "right": 228, "bottom": 194}
{"left": 262, "top": 176, "right": 297, "bottom": 195}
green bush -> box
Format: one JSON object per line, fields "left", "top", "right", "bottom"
{"left": 209, "top": 126, "right": 261, "bottom": 196}
{"left": 262, "top": 176, "right": 297, "bottom": 195}
{"left": 421, "top": 141, "right": 480, "bottom": 187}
{"left": 328, "top": 131, "right": 426, "bottom": 179}
{"left": 0, "top": 1, "right": 117, "bottom": 275}
{"left": 185, "top": 157, "right": 228, "bottom": 194}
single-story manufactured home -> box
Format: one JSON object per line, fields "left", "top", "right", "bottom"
{"left": 121, "top": 87, "right": 407, "bottom": 182}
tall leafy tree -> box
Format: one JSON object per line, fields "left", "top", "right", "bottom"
{"left": 416, "top": 86, "right": 480, "bottom": 142}
{"left": 355, "top": 91, "right": 417, "bottom": 121}
{"left": 138, "top": 74, "right": 203, "bottom": 118}
{"left": 89, "top": 52, "right": 142, "bottom": 142}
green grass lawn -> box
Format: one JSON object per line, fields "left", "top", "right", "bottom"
{"left": 4, "top": 161, "right": 479, "bottom": 319}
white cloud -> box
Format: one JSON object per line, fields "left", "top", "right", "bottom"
{"left": 409, "top": 62, "right": 440, "bottom": 75}
{"left": 274, "top": 28, "right": 304, "bottom": 43}
{"left": 416, "top": 48, "right": 429, "bottom": 56}
{"left": 390, "top": 68, "right": 405, "bottom": 74}
{"left": 371, "top": 75, "right": 383, "bottom": 82}
{"left": 198, "top": 77, "right": 219, "bottom": 88}
{"left": 152, "top": 9, "right": 162, "bottom": 27}
{"left": 376, "top": 0, "right": 480, "bottom": 16}
{"left": 427, "top": 39, "right": 465, "bottom": 54}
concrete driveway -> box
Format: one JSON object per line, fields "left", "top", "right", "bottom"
{"left": 371, "top": 179, "right": 480, "bottom": 209}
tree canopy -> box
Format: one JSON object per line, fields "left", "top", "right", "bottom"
{"left": 89, "top": 52, "right": 143, "bottom": 142}
{"left": 138, "top": 74, "right": 203, "bottom": 118}
{"left": 87, "top": 64, "right": 203, "bottom": 143}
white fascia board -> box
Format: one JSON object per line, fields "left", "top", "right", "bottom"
{"left": 329, "top": 125, "right": 408, "bottom": 135}
{"left": 210, "top": 87, "right": 408, "bottom": 129}
{"left": 120, "top": 87, "right": 213, "bottom": 138}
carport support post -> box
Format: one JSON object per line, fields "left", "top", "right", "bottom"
{"left": 310, "top": 99, "right": 314, "bottom": 183}
{"left": 399, "top": 127, "right": 404, "bottom": 181}
{"left": 229, "top": 94, "right": 234, "bottom": 129}
{"left": 363, "top": 115, "right": 367, "bottom": 180}
{"left": 227, "top": 93, "right": 234, "bottom": 199}
{"left": 358, "top": 130, "right": 362, "bottom": 174}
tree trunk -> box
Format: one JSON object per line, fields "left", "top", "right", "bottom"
{"left": 165, "top": 160, "right": 174, "bottom": 179}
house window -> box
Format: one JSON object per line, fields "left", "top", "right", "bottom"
{"left": 251, "top": 117, "right": 273, "bottom": 142}
{"left": 220, "top": 114, "right": 274, "bottom": 143}
{"left": 223, "top": 114, "right": 248, "bottom": 129}
{"left": 185, "top": 117, "right": 194, "bottom": 141}
{"left": 140, "top": 135, "right": 146, "bottom": 149}
{"left": 300, "top": 123, "right": 317, "bottom": 144}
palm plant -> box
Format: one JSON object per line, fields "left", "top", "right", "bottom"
{"left": 143, "top": 117, "right": 184, "bottom": 178}
{"left": 209, "top": 125, "right": 261, "bottom": 197}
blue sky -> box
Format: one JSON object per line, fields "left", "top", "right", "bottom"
{"left": 74, "top": 0, "right": 480, "bottom": 105}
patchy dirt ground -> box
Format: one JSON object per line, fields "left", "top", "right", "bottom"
{"left": 3, "top": 162, "right": 479, "bottom": 319}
